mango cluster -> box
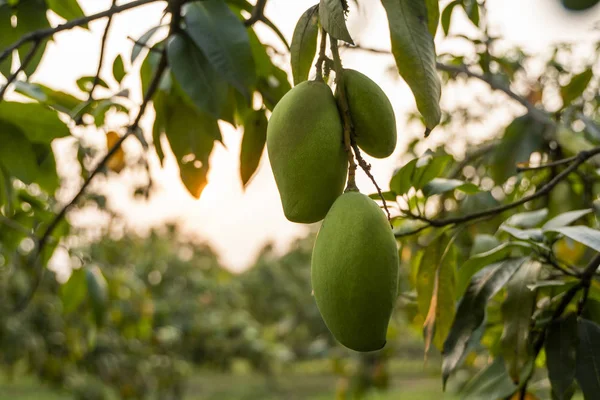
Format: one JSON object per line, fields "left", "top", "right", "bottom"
{"left": 266, "top": 71, "right": 399, "bottom": 352}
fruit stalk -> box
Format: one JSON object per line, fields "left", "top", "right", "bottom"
{"left": 330, "top": 38, "right": 358, "bottom": 191}
{"left": 315, "top": 28, "right": 328, "bottom": 82}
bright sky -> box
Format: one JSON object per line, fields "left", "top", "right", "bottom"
{"left": 18, "top": 0, "right": 600, "bottom": 271}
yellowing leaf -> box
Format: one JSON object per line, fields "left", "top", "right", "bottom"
{"left": 106, "top": 131, "right": 126, "bottom": 173}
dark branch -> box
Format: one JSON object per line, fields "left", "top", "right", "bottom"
{"left": 0, "top": 0, "right": 163, "bottom": 66}
{"left": 87, "top": 0, "right": 118, "bottom": 102}
{"left": 352, "top": 142, "right": 391, "bottom": 221}
{"left": 516, "top": 155, "right": 579, "bottom": 172}
{"left": 244, "top": 0, "right": 268, "bottom": 27}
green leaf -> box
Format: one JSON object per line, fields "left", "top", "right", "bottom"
{"left": 425, "top": 0, "right": 440, "bottom": 36}
{"left": 0, "top": 102, "right": 70, "bottom": 144}
{"left": 15, "top": 0, "right": 50, "bottom": 76}
{"left": 413, "top": 153, "right": 453, "bottom": 190}
{"left": 460, "top": 357, "right": 519, "bottom": 400}
{"left": 86, "top": 266, "right": 108, "bottom": 327}
{"left": 0, "top": 5, "right": 15, "bottom": 78}
{"left": 576, "top": 318, "right": 600, "bottom": 398}
{"left": 46, "top": 0, "right": 85, "bottom": 23}
{"left": 543, "top": 209, "right": 593, "bottom": 230}
{"left": 491, "top": 114, "right": 546, "bottom": 183}
{"left": 76, "top": 76, "right": 109, "bottom": 92}
{"left": 441, "top": 0, "right": 460, "bottom": 36}
{"left": 499, "top": 225, "right": 544, "bottom": 242}
{"left": 0, "top": 121, "right": 39, "bottom": 183}
{"left": 290, "top": 5, "right": 320, "bottom": 86}
{"left": 319, "top": 0, "right": 354, "bottom": 45}
{"left": 381, "top": 0, "right": 441, "bottom": 131}
{"left": 183, "top": 1, "right": 256, "bottom": 99}
{"left": 112, "top": 54, "right": 126, "bottom": 84}
{"left": 442, "top": 257, "right": 529, "bottom": 386}
{"left": 160, "top": 91, "right": 219, "bottom": 199}
{"left": 131, "top": 25, "right": 164, "bottom": 63}
{"left": 505, "top": 208, "right": 548, "bottom": 229}
{"left": 152, "top": 91, "right": 166, "bottom": 165}
{"left": 545, "top": 226, "right": 600, "bottom": 252}
{"left": 422, "top": 178, "right": 479, "bottom": 197}
{"left": 60, "top": 268, "right": 87, "bottom": 314}
{"left": 546, "top": 313, "right": 578, "bottom": 400}
{"left": 240, "top": 109, "right": 268, "bottom": 187}
{"left": 14, "top": 81, "right": 84, "bottom": 115}
{"left": 167, "top": 33, "right": 230, "bottom": 120}
{"left": 561, "top": 69, "right": 593, "bottom": 108}
{"left": 462, "top": 0, "right": 479, "bottom": 27}
{"left": 470, "top": 234, "right": 501, "bottom": 257}
{"left": 457, "top": 242, "right": 533, "bottom": 297}
{"left": 32, "top": 142, "right": 60, "bottom": 193}
{"left": 369, "top": 191, "right": 397, "bottom": 202}
{"left": 389, "top": 158, "right": 417, "bottom": 196}
{"left": 140, "top": 46, "right": 164, "bottom": 96}
{"left": 500, "top": 260, "right": 541, "bottom": 382}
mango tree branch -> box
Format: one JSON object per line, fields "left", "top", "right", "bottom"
{"left": 315, "top": 28, "right": 328, "bottom": 82}
{"left": 87, "top": 0, "right": 118, "bottom": 102}
{"left": 0, "top": 0, "right": 163, "bottom": 66}
{"left": 244, "top": 0, "right": 268, "bottom": 26}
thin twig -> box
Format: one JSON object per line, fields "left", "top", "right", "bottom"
{"left": 244, "top": 0, "right": 268, "bottom": 27}
{"left": 0, "top": 0, "right": 163, "bottom": 66}
{"left": 127, "top": 36, "right": 163, "bottom": 54}
{"left": 329, "top": 39, "right": 358, "bottom": 191}
{"left": 516, "top": 155, "right": 579, "bottom": 172}
{"left": 352, "top": 143, "right": 391, "bottom": 221}
{"left": 87, "top": 0, "right": 118, "bottom": 102}
{"left": 0, "top": 40, "right": 42, "bottom": 101}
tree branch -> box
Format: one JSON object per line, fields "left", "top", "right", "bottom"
{"left": 0, "top": 0, "right": 163, "bottom": 66}
{"left": 87, "top": 0, "right": 118, "bottom": 102}
{"left": 244, "top": 0, "right": 267, "bottom": 27}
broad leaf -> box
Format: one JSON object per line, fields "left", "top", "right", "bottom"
{"left": 546, "top": 313, "right": 578, "bottom": 400}
{"left": 86, "top": 266, "right": 108, "bottom": 327}
{"left": 442, "top": 257, "right": 529, "bottom": 386}
{"left": 491, "top": 114, "right": 545, "bottom": 184}
{"left": 425, "top": 0, "right": 440, "bottom": 36}
{"left": 441, "top": 0, "right": 460, "bottom": 36}
{"left": 0, "top": 102, "right": 70, "bottom": 143}
{"left": 15, "top": 0, "right": 50, "bottom": 76}
{"left": 167, "top": 33, "right": 230, "bottom": 120}
{"left": 543, "top": 209, "right": 593, "bottom": 230}
{"left": 14, "top": 81, "right": 84, "bottom": 116}
{"left": 505, "top": 208, "right": 548, "bottom": 229}
{"left": 499, "top": 225, "right": 544, "bottom": 242}
{"left": 561, "top": 69, "right": 593, "bottom": 108}
{"left": 500, "top": 261, "right": 541, "bottom": 382}
{"left": 319, "top": 0, "right": 354, "bottom": 44}
{"left": 0, "top": 121, "right": 39, "bottom": 183}
{"left": 131, "top": 25, "right": 163, "bottom": 63}
{"left": 546, "top": 226, "right": 600, "bottom": 253}
{"left": 240, "top": 109, "right": 268, "bottom": 187}
{"left": 460, "top": 357, "right": 520, "bottom": 400}
{"left": 381, "top": 0, "right": 441, "bottom": 131}
{"left": 470, "top": 234, "right": 501, "bottom": 257}
{"left": 76, "top": 76, "right": 109, "bottom": 92}
{"left": 60, "top": 268, "right": 87, "bottom": 314}
{"left": 183, "top": 1, "right": 256, "bottom": 99}
{"left": 389, "top": 158, "right": 418, "bottom": 196}
{"left": 112, "top": 54, "right": 126, "bottom": 84}
{"left": 422, "top": 178, "right": 479, "bottom": 197}
{"left": 46, "top": 0, "right": 85, "bottom": 22}
{"left": 290, "top": 5, "right": 320, "bottom": 85}
{"left": 576, "top": 318, "right": 600, "bottom": 398}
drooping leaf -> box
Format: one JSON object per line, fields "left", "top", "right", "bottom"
{"left": 167, "top": 33, "right": 230, "bottom": 120}
{"left": 576, "top": 318, "right": 600, "bottom": 398}
{"left": 183, "top": 1, "right": 256, "bottom": 99}
{"left": 543, "top": 209, "right": 593, "bottom": 230}
{"left": 112, "top": 54, "right": 126, "bottom": 84}
{"left": 545, "top": 226, "right": 600, "bottom": 253}
{"left": 14, "top": 81, "right": 84, "bottom": 115}
{"left": 240, "top": 109, "right": 268, "bottom": 187}
{"left": 319, "top": 0, "right": 354, "bottom": 44}
{"left": 381, "top": 0, "right": 441, "bottom": 131}
{"left": 499, "top": 225, "right": 544, "bottom": 242}
{"left": 389, "top": 158, "right": 418, "bottom": 196}
{"left": 0, "top": 5, "right": 15, "bottom": 78}
{"left": 441, "top": 0, "right": 460, "bottom": 36}
{"left": 462, "top": 0, "right": 480, "bottom": 27}
{"left": 491, "top": 114, "right": 546, "bottom": 184}
{"left": 15, "top": 0, "right": 50, "bottom": 76}
{"left": 60, "top": 268, "right": 87, "bottom": 314}
{"left": 46, "top": 0, "right": 86, "bottom": 23}
{"left": 131, "top": 25, "right": 164, "bottom": 63}
{"left": 422, "top": 178, "right": 479, "bottom": 197}
{"left": 505, "top": 208, "right": 548, "bottom": 229}
{"left": 152, "top": 91, "right": 166, "bottom": 165}
{"left": 290, "top": 5, "right": 320, "bottom": 85}
{"left": 86, "top": 266, "right": 108, "bottom": 327}
{"left": 425, "top": 0, "right": 439, "bottom": 36}
{"left": 0, "top": 121, "right": 39, "bottom": 184}
{"left": 442, "top": 257, "right": 529, "bottom": 386}
{"left": 561, "top": 69, "right": 593, "bottom": 108}
{"left": 460, "top": 357, "right": 520, "bottom": 400}
{"left": 546, "top": 313, "right": 578, "bottom": 400}
{"left": 0, "top": 102, "right": 70, "bottom": 144}
{"left": 105, "top": 131, "right": 126, "bottom": 173}
{"left": 500, "top": 261, "right": 541, "bottom": 382}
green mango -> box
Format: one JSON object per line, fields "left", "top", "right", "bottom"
{"left": 342, "top": 69, "right": 397, "bottom": 158}
{"left": 561, "top": 0, "right": 599, "bottom": 11}
{"left": 267, "top": 80, "right": 347, "bottom": 223}
{"left": 311, "top": 191, "right": 399, "bottom": 351}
